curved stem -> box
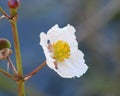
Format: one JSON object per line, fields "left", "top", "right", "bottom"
{"left": 10, "top": 9, "right": 25, "bottom": 96}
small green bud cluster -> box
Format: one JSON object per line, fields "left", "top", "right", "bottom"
{"left": 0, "top": 38, "right": 12, "bottom": 60}
{"left": 0, "top": 38, "right": 11, "bottom": 50}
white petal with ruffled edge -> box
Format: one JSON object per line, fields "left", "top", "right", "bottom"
{"left": 47, "top": 24, "right": 78, "bottom": 50}
{"left": 53, "top": 50, "right": 88, "bottom": 78}
{"left": 40, "top": 24, "right": 88, "bottom": 78}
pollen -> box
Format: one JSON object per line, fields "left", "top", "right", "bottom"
{"left": 52, "top": 40, "right": 70, "bottom": 62}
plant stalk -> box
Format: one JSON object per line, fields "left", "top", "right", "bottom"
{"left": 10, "top": 8, "right": 25, "bottom": 96}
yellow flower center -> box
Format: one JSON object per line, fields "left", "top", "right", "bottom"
{"left": 52, "top": 40, "right": 70, "bottom": 62}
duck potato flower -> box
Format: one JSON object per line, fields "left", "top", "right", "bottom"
{"left": 40, "top": 24, "right": 88, "bottom": 78}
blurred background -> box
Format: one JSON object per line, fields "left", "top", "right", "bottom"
{"left": 0, "top": 0, "right": 120, "bottom": 96}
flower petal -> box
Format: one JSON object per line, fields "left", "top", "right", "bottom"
{"left": 39, "top": 25, "right": 88, "bottom": 78}
{"left": 52, "top": 50, "right": 88, "bottom": 78}
{"left": 47, "top": 24, "right": 78, "bottom": 49}
{"left": 40, "top": 32, "right": 55, "bottom": 68}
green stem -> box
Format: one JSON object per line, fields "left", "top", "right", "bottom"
{"left": 9, "top": 9, "right": 25, "bottom": 96}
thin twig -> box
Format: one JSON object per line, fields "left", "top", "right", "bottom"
{"left": 7, "top": 57, "right": 18, "bottom": 76}
{"left": 0, "top": 68, "right": 15, "bottom": 81}
{"left": 24, "top": 61, "right": 46, "bottom": 81}
{"left": 0, "top": 7, "right": 10, "bottom": 19}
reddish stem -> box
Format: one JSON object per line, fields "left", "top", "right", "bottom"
{"left": 24, "top": 61, "right": 46, "bottom": 81}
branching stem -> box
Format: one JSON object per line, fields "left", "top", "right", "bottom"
{"left": 0, "top": 7, "right": 11, "bottom": 19}
{"left": 9, "top": 8, "right": 25, "bottom": 96}
{"left": 24, "top": 61, "right": 46, "bottom": 81}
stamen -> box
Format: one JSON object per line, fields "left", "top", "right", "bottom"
{"left": 52, "top": 40, "right": 70, "bottom": 62}
{"left": 47, "top": 43, "right": 52, "bottom": 52}
{"left": 47, "top": 40, "right": 70, "bottom": 69}
{"left": 54, "top": 61, "right": 58, "bottom": 69}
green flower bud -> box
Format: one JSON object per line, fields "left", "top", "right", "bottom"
{"left": 8, "top": 0, "right": 20, "bottom": 9}
{"left": 0, "top": 38, "right": 11, "bottom": 50}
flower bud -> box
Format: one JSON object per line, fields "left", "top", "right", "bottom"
{"left": 8, "top": 0, "right": 20, "bottom": 9}
{"left": 0, "top": 38, "right": 11, "bottom": 50}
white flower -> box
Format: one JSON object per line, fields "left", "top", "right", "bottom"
{"left": 40, "top": 24, "right": 88, "bottom": 78}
